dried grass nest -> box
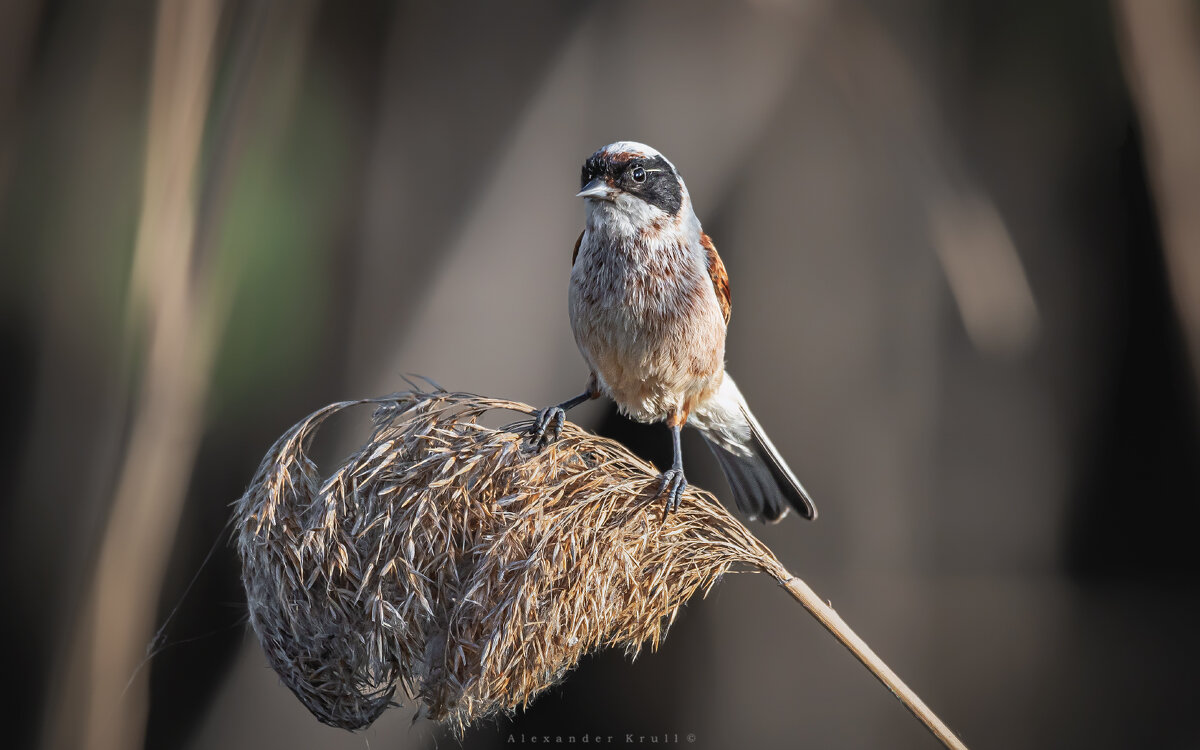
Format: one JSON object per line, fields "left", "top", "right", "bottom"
{"left": 235, "top": 387, "right": 965, "bottom": 749}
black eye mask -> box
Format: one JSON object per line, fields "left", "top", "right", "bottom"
{"left": 580, "top": 153, "right": 683, "bottom": 216}
{"left": 619, "top": 155, "right": 682, "bottom": 216}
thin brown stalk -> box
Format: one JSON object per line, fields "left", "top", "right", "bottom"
{"left": 767, "top": 567, "right": 968, "bottom": 750}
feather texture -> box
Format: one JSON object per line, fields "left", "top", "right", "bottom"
{"left": 701, "top": 233, "right": 731, "bottom": 326}
{"left": 568, "top": 141, "right": 815, "bottom": 523}
{"left": 692, "top": 374, "right": 817, "bottom": 523}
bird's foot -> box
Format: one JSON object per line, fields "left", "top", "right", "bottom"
{"left": 528, "top": 406, "right": 566, "bottom": 451}
{"left": 656, "top": 467, "right": 688, "bottom": 515}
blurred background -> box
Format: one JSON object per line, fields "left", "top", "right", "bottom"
{"left": 3, "top": 1, "right": 1199, "bottom": 748}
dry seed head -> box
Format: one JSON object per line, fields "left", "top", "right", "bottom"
{"left": 235, "top": 389, "right": 785, "bottom": 731}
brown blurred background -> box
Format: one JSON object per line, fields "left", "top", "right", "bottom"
{"left": 3, "top": 1, "right": 1199, "bottom": 749}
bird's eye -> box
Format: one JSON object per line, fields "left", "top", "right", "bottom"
{"left": 631, "top": 166, "right": 646, "bottom": 183}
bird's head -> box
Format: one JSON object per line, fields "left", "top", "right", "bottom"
{"left": 577, "top": 141, "right": 691, "bottom": 235}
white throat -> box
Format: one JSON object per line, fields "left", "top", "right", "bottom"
{"left": 585, "top": 195, "right": 664, "bottom": 240}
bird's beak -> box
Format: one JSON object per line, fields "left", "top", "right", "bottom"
{"left": 576, "top": 178, "right": 615, "bottom": 201}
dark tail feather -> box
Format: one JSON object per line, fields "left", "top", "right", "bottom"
{"left": 702, "top": 418, "right": 817, "bottom": 524}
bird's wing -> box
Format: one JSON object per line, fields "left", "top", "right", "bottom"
{"left": 701, "top": 233, "right": 731, "bottom": 325}
{"left": 572, "top": 230, "right": 583, "bottom": 266}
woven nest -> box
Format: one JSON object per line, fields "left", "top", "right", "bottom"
{"left": 235, "top": 388, "right": 788, "bottom": 732}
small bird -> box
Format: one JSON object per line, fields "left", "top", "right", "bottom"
{"left": 531, "top": 141, "right": 816, "bottom": 523}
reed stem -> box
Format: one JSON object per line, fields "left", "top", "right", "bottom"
{"left": 767, "top": 566, "right": 968, "bottom": 750}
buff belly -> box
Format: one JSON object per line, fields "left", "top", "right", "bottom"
{"left": 568, "top": 270, "right": 726, "bottom": 424}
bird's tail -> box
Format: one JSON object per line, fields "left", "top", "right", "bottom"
{"left": 691, "top": 374, "right": 817, "bottom": 523}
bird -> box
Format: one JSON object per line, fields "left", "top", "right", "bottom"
{"left": 529, "top": 141, "right": 817, "bottom": 523}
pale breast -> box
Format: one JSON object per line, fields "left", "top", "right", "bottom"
{"left": 569, "top": 232, "right": 726, "bottom": 423}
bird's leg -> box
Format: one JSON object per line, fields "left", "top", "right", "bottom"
{"left": 657, "top": 411, "right": 688, "bottom": 514}
{"left": 530, "top": 379, "right": 597, "bottom": 450}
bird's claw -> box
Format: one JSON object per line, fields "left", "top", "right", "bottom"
{"left": 656, "top": 468, "right": 688, "bottom": 515}
{"left": 529, "top": 406, "right": 566, "bottom": 451}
